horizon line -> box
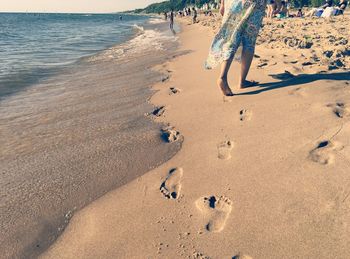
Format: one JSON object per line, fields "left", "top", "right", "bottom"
{"left": 0, "top": 11, "right": 136, "bottom": 14}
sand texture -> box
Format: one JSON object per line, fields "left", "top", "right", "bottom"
{"left": 42, "top": 14, "right": 350, "bottom": 259}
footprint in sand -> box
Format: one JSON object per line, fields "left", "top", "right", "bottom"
{"left": 217, "top": 140, "right": 234, "bottom": 160}
{"left": 193, "top": 252, "right": 211, "bottom": 259}
{"left": 327, "top": 103, "right": 350, "bottom": 118}
{"left": 161, "top": 126, "right": 183, "bottom": 143}
{"left": 240, "top": 109, "right": 252, "bottom": 121}
{"left": 288, "top": 87, "right": 305, "bottom": 97}
{"left": 169, "top": 87, "right": 181, "bottom": 95}
{"left": 149, "top": 106, "right": 166, "bottom": 117}
{"left": 257, "top": 62, "right": 268, "bottom": 68}
{"left": 196, "top": 195, "right": 232, "bottom": 232}
{"left": 309, "top": 140, "right": 344, "bottom": 165}
{"left": 232, "top": 254, "right": 253, "bottom": 259}
{"left": 161, "top": 75, "right": 170, "bottom": 82}
{"left": 160, "top": 168, "right": 183, "bottom": 199}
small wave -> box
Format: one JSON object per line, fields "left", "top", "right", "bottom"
{"left": 88, "top": 28, "right": 176, "bottom": 63}
{"left": 148, "top": 18, "right": 166, "bottom": 24}
{"left": 132, "top": 24, "right": 145, "bottom": 32}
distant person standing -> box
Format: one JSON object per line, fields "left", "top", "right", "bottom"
{"left": 119, "top": 16, "right": 123, "bottom": 20}
{"left": 170, "top": 11, "right": 174, "bottom": 30}
{"left": 192, "top": 7, "right": 198, "bottom": 23}
{"left": 164, "top": 12, "right": 168, "bottom": 20}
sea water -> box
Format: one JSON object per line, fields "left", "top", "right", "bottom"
{"left": 0, "top": 12, "right": 181, "bottom": 258}
{"left": 0, "top": 13, "right": 151, "bottom": 96}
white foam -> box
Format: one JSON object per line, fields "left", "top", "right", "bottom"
{"left": 88, "top": 28, "right": 177, "bottom": 62}
{"left": 132, "top": 24, "right": 145, "bottom": 32}
{"left": 148, "top": 18, "right": 166, "bottom": 24}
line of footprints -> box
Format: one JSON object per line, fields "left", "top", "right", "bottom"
{"left": 160, "top": 168, "right": 251, "bottom": 259}
{"left": 159, "top": 110, "right": 251, "bottom": 234}
{"left": 157, "top": 98, "right": 348, "bottom": 257}
{"left": 159, "top": 110, "right": 243, "bottom": 233}
{"left": 160, "top": 167, "right": 232, "bottom": 233}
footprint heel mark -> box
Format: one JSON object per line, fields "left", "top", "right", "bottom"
{"left": 169, "top": 87, "right": 181, "bottom": 95}
{"left": 309, "top": 140, "right": 344, "bottom": 165}
{"left": 161, "top": 125, "right": 183, "bottom": 143}
{"left": 257, "top": 62, "right": 268, "bottom": 68}
{"left": 193, "top": 252, "right": 211, "bottom": 259}
{"left": 232, "top": 254, "right": 253, "bottom": 259}
{"left": 160, "top": 167, "right": 183, "bottom": 199}
{"left": 328, "top": 103, "right": 350, "bottom": 118}
{"left": 240, "top": 109, "right": 252, "bottom": 121}
{"left": 148, "top": 106, "right": 166, "bottom": 118}
{"left": 288, "top": 87, "right": 306, "bottom": 97}
{"left": 161, "top": 74, "right": 170, "bottom": 82}
{"left": 196, "top": 195, "right": 232, "bottom": 232}
{"left": 217, "top": 140, "right": 234, "bottom": 160}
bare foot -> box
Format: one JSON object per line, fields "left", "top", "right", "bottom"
{"left": 217, "top": 78, "right": 234, "bottom": 96}
{"left": 240, "top": 80, "right": 259, "bottom": 89}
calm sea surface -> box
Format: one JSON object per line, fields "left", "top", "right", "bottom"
{"left": 0, "top": 13, "right": 149, "bottom": 96}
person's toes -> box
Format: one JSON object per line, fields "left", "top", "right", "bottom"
{"left": 217, "top": 79, "right": 234, "bottom": 96}
{"left": 240, "top": 80, "right": 259, "bottom": 89}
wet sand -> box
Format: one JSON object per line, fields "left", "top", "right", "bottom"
{"left": 0, "top": 21, "right": 181, "bottom": 258}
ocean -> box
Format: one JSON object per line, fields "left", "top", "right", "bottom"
{"left": 0, "top": 13, "right": 151, "bottom": 97}
{"left": 0, "top": 13, "right": 181, "bottom": 258}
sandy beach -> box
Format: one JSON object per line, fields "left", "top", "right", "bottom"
{"left": 41, "top": 13, "right": 350, "bottom": 258}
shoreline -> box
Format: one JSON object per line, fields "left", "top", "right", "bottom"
{"left": 0, "top": 17, "right": 181, "bottom": 258}
{"left": 42, "top": 14, "right": 350, "bottom": 258}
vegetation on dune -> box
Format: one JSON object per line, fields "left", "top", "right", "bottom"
{"left": 135, "top": 0, "right": 217, "bottom": 13}
{"left": 135, "top": 0, "right": 340, "bottom": 13}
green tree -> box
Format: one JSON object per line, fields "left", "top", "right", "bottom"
{"left": 311, "top": 0, "right": 324, "bottom": 6}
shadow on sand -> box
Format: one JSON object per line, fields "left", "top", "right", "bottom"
{"left": 236, "top": 71, "right": 350, "bottom": 96}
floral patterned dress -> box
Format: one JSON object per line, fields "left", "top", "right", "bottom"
{"left": 205, "top": 0, "right": 266, "bottom": 69}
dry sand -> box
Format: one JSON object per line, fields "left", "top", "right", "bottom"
{"left": 42, "top": 13, "right": 350, "bottom": 258}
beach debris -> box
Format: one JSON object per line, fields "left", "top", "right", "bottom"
{"left": 160, "top": 167, "right": 183, "bottom": 199}
{"left": 64, "top": 210, "right": 73, "bottom": 223}
{"left": 161, "top": 125, "right": 182, "bottom": 143}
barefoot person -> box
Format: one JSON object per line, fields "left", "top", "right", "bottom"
{"left": 205, "top": 0, "right": 266, "bottom": 96}
{"left": 169, "top": 11, "right": 174, "bottom": 30}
